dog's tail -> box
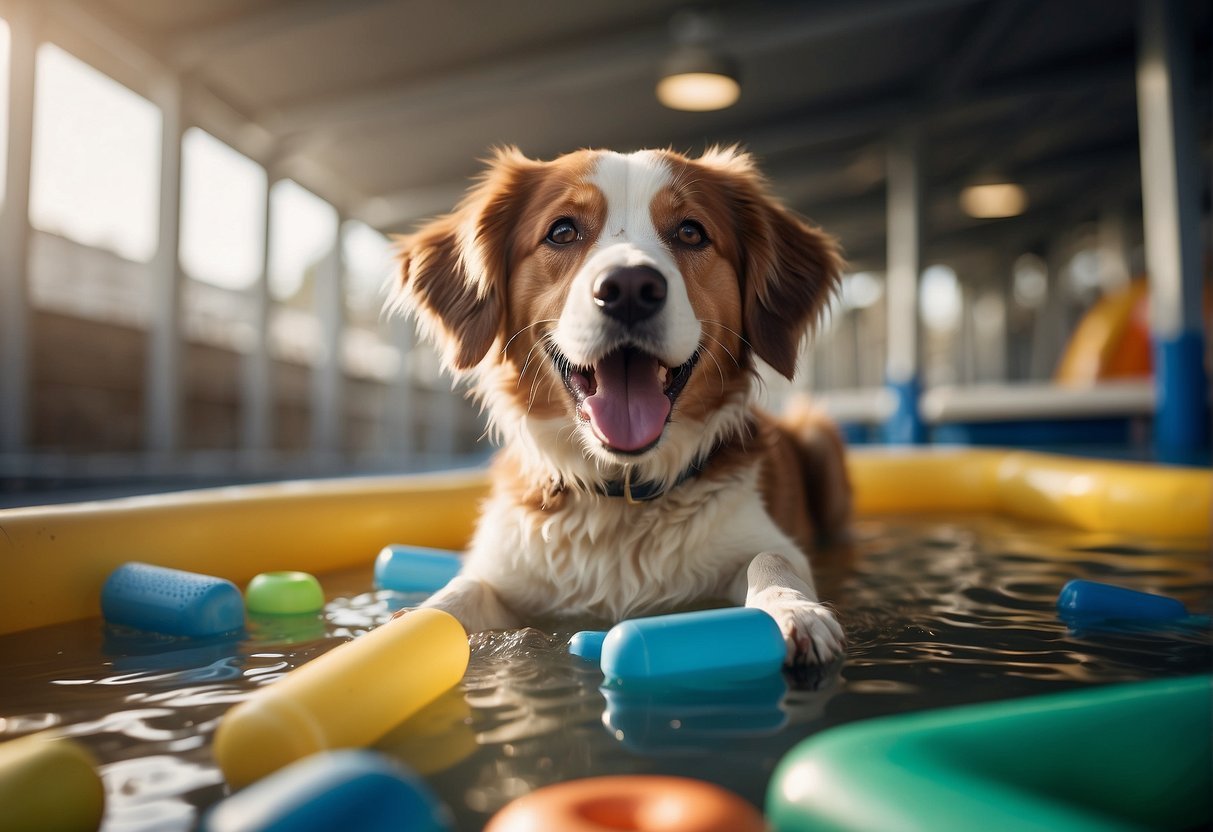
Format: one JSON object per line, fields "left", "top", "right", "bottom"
{"left": 778, "top": 394, "right": 852, "bottom": 544}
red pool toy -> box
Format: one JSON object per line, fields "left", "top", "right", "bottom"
{"left": 484, "top": 775, "right": 764, "bottom": 832}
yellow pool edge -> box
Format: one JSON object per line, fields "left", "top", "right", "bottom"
{"left": 0, "top": 450, "right": 1208, "bottom": 635}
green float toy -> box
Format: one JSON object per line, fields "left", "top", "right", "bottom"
{"left": 767, "top": 675, "right": 1212, "bottom": 831}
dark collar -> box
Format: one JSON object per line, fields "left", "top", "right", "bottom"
{"left": 598, "top": 453, "right": 712, "bottom": 504}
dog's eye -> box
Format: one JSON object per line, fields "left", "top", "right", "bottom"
{"left": 546, "top": 220, "right": 579, "bottom": 245}
{"left": 675, "top": 220, "right": 707, "bottom": 247}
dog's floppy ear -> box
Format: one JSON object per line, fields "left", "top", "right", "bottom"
{"left": 743, "top": 202, "right": 843, "bottom": 379}
{"left": 701, "top": 148, "right": 843, "bottom": 380}
{"left": 391, "top": 147, "right": 538, "bottom": 372}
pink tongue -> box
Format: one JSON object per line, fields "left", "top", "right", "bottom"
{"left": 583, "top": 350, "right": 671, "bottom": 451}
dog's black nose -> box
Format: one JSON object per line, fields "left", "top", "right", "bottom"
{"left": 593, "top": 266, "right": 667, "bottom": 324}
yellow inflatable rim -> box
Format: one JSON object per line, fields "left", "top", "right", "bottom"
{"left": 0, "top": 451, "right": 1207, "bottom": 635}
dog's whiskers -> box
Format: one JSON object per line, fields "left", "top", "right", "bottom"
{"left": 502, "top": 319, "right": 558, "bottom": 356}
{"left": 516, "top": 329, "right": 561, "bottom": 389}
{"left": 700, "top": 319, "right": 754, "bottom": 352}
{"left": 699, "top": 330, "right": 741, "bottom": 370}
{"left": 698, "top": 340, "right": 728, "bottom": 394}
{"left": 517, "top": 341, "right": 548, "bottom": 389}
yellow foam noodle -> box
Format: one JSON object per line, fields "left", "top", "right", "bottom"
{"left": 0, "top": 733, "right": 105, "bottom": 831}
{"left": 212, "top": 608, "right": 469, "bottom": 789}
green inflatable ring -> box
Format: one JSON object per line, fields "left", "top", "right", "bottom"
{"left": 767, "top": 675, "right": 1212, "bottom": 831}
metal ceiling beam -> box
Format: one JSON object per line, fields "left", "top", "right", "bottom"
{"left": 264, "top": 0, "right": 984, "bottom": 134}
{"left": 927, "top": 0, "right": 1036, "bottom": 102}
{"left": 356, "top": 57, "right": 1132, "bottom": 231}
{"left": 171, "top": 0, "right": 397, "bottom": 70}
{"left": 742, "top": 53, "right": 1131, "bottom": 162}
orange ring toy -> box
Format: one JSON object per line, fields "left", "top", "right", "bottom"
{"left": 484, "top": 775, "right": 765, "bottom": 832}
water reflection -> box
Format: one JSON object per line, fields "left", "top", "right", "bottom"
{"left": 376, "top": 687, "right": 477, "bottom": 776}
{"left": 601, "top": 674, "right": 788, "bottom": 755}
{"left": 100, "top": 755, "right": 223, "bottom": 832}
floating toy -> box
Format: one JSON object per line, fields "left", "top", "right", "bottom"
{"left": 568, "top": 630, "right": 607, "bottom": 661}
{"left": 101, "top": 561, "right": 244, "bottom": 637}
{"left": 203, "top": 749, "right": 452, "bottom": 832}
{"left": 213, "top": 608, "right": 469, "bottom": 788}
{"left": 485, "top": 774, "right": 765, "bottom": 832}
{"left": 1057, "top": 578, "right": 1189, "bottom": 621}
{"left": 373, "top": 545, "right": 462, "bottom": 594}
{"left": 601, "top": 607, "right": 785, "bottom": 686}
{"left": 767, "top": 674, "right": 1212, "bottom": 831}
{"left": 245, "top": 571, "right": 325, "bottom": 616}
{"left": 0, "top": 733, "right": 105, "bottom": 831}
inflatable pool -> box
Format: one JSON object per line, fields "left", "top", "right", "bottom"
{"left": 0, "top": 448, "right": 1208, "bottom": 830}
{"left": 1, "top": 449, "right": 1207, "bottom": 636}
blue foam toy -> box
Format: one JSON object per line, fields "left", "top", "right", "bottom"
{"left": 1057, "top": 579, "right": 1189, "bottom": 621}
{"left": 569, "top": 630, "right": 607, "bottom": 661}
{"left": 600, "top": 607, "right": 785, "bottom": 686}
{"left": 373, "top": 545, "right": 461, "bottom": 594}
{"left": 101, "top": 562, "right": 244, "bottom": 638}
{"left": 203, "top": 750, "right": 452, "bottom": 832}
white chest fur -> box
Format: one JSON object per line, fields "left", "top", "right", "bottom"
{"left": 462, "top": 466, "right": 807, "bottom": 622}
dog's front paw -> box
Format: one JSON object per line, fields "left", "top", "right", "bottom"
{"left": 750, "top": 588, "right": 846, "bottom": 666}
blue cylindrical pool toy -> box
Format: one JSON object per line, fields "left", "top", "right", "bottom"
{"left": 568, "top": 630, "right": 607, "bottom": 661}
{"left": 600, "top": 607, "right": 785, "bottom": 686}
{"left": 101, "top": 562, "right": 244, "bottom": 638}
{"left": 203, "top": 750, "right": 452, "bottom": 832}
{"left": 1057, "top": 579, "right": 1189, "bottom": 621}
{"left": 373, "top": 545, "right": 462, "bottom": 594}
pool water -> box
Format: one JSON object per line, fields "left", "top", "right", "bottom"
{"left": 1, "top": 514, "right": 1210, "bottom": 831}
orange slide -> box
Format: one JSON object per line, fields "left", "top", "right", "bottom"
{"left": 1054, "top": 279, "right": 1153, "bottom": 385}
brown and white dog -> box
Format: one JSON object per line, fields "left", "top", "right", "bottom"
{"left": 391, "top": 146, "right": 850, "bottom": 665}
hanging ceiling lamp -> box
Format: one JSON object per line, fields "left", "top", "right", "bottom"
{"left": 960, "top": 175, "right": 1028, "bottom": 219}
{"left": 656, "top": 12, "right": 740, "bottom": 112}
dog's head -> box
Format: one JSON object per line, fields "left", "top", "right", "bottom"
{"left": 392, "top": 146, "right": 841, "bottom": 485}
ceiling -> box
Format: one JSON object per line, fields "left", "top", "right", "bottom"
{"left": 35, "top": 0, "right": 1213, "bottom": 271}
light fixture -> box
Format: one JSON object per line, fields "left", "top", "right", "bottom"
{"left": 960, "top": 180, "right": 1028, "bottom": 219}
{"left": 656, "top": 12, "right": 740, "bottom": 112}
{"left": 657, "top": 46, "right": 740, "bottom": 111}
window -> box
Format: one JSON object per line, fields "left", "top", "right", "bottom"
{"left": 268, "top": 179, "right": 337, "bottom": 301}
{"left": 29, "top": 43, "right": 158, "bottom": 262}
{"left": 180, "top": 128, "right": 266, "bottom": 289}
{"left": 342, "top": 220, "right": 393, "bottom": 318}
{"left": 919, "top": 264, "right": 962, "bottom": 333}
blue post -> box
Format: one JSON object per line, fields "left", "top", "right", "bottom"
{"left": 1154, "top": 332, "right": 1209, "bottom": 461}
{"left": 883, "top": 130, "right": 925, "bottom": 444}
{"left": 885, "top": 376, "right": 925, "bottom": 445}
{"left": 1137, "top": 0, "right": 1209, "bottom": 462}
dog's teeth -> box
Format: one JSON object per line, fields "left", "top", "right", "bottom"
{"left": 658, "top": 365, "right": 669, "bottom": 387}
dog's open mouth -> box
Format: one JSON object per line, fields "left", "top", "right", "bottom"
{"left": 552, "top": 345, "right": 699, "bottom": 454}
